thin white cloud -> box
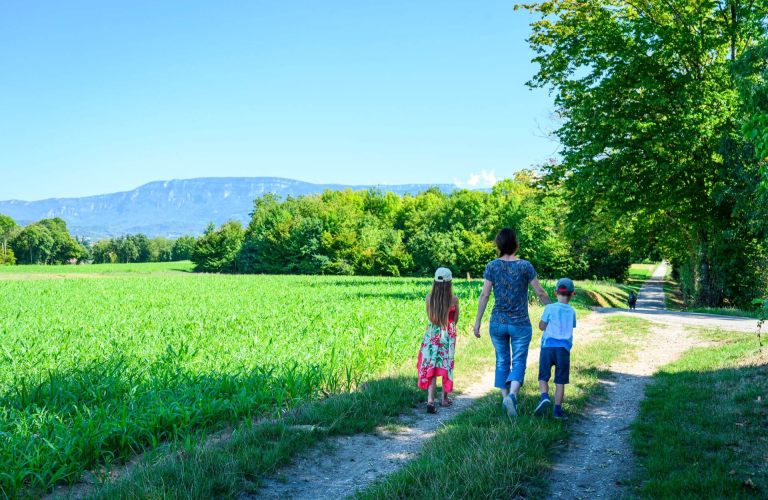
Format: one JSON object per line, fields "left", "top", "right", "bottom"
{"left": 454, "top": 170, "right": 498, "bottom": 189}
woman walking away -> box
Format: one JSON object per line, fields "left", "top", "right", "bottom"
{"left": 473, "top": 228, "right": 552, "bottom": 418}
{"left": 418, "top": 267, "right": 460, "bottom": 414}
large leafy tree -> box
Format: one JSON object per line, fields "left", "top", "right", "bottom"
{"left": 12, "top": 224, "right": 54, "bottom": 264}
{"left": 518, "top": 0, "right": 768, "bottom": 306}
{"left": 38, "top": 218, "right": 82, "bottom": 263}
{"left": 172, "top": 235, "right": 196, "bottom": 261}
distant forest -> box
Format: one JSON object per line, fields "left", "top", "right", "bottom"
{"left": 0, "top": 173, "right": 634, "bottom": 280}
{"left": 2, "top": 168, "right": 766, "bottom": 310}
{"left": 0, "top": 215, "right": 195, "bottom": 266}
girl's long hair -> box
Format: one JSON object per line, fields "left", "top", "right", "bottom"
{"left": 429, "top": 280, "right": 453, "bottom": 327}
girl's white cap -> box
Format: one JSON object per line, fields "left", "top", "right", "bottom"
{"left": 434, "top": 267, "right": 453, "bottom": 282}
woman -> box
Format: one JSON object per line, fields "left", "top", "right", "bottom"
{"left": 473, "top": 228, "right": 551, "bottom": 418}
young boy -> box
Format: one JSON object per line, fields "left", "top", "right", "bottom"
{"left": 534, "top": 278, "right": 576, "bottom": 420}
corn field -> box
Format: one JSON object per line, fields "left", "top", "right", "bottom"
{"left": 0, "top": 274, "right": 478, "bottom": 498}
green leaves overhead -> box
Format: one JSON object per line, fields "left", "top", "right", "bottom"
{"left": 519, "top": 0, "right": 768, "bottom": 306}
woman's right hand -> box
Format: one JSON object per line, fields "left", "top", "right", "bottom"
{"left": 473, "top": 322, "right": 481, "bottom": 338}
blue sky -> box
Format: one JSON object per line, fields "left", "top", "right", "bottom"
{"left": 0, "top": 1, "right": 558, "bottom": 201}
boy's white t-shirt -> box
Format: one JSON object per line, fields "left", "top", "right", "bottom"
{"left": 540, "top": 302, "right": 576, "bottom": 351}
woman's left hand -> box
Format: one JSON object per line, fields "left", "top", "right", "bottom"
{"left": 473, "top": 322, "right": 481, "bottom": 338}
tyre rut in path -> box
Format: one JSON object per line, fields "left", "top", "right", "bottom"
{"left": 250, "top": 361, "right": 510, "bottom": 500}
{"left": 545, "top": 262, "right": 698, "bottom": 499}
{"left": 249, "top": 315, "right": 611, "bottom": 500}
{"left": 545, "top": 322, "right": 693, "bottom": 499}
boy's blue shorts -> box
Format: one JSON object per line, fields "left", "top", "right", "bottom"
{"left": 538, "top": 347, "right": 570, "bottom": 384}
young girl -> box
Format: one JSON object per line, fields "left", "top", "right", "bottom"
{"left": 417, "top": 267, "right": 460, "bottom": 414}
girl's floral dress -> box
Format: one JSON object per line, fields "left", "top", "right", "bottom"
{"left": 417, "top": 307, "right": 457, "bottom": 393}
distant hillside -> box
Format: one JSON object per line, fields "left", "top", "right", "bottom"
{"left": 0, "top": 177, "right": 457, "bottom": 238}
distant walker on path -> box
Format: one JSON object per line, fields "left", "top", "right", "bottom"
{"left": 628, "top": 290, "right": 638, "bottom": 310}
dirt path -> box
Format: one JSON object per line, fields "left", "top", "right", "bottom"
{"left": 253, "top": 368, "right": 498, "bottom": 500}
{"left": 544, "top": 262, "right": 720, "bottom": 499}
{"left": 252, "top": 360, "right": 526, "bottom": 500}
{"left": 545, "top": 325, "right": 693, "bottom": 499}
{"left": 254, "top": 263, "right": 753, "bottom": 500}
{"left": 251, "top": 315, "right": 609, "bottom": 500}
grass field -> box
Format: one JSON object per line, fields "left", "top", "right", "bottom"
{"left": 630, "top": 328, "right": 767, "bottom": 498}
{"left": 629, "top": 263, "right": 658, "bottom": 281}
{"left": 0, "top": 261, "right": 195, "bottom": 278}
{"left": 0, "top": 263, "right": 640, "bottom": 498}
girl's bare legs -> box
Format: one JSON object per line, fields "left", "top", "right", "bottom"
{"left": 427, "top": 377, "right": 437, "bottom": 404}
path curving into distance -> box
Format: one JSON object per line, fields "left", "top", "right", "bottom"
{"left": 595, "top": 261, "right": 762, "bottom": 333}
{"left": 545, "top": 261, "right": 762, "bottom": 499}
{"left": 634, "top": 261, "right": 669, "bottom": 310}
{"left": 254, "top": 262, "right": 763, "bottom": 500}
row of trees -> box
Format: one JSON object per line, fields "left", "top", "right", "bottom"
{"left": 0, "top": 217, "right": 88, "bottom": 265}
{"left": 518, "top": 0, "right": 768, "bottom": 308}
{"left": 91, "top": 234, "right": 195, "bottom": 264}
{"left": 189, "top": 175, "right": 634, "bottom": 281}
{"left": 0, "top": 214, "right": 196, "bottom": 266}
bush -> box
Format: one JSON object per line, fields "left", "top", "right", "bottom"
{"left": 0, "top": 248, "right": 16, "bottom": 266}
{"left": 191, "top": 221, "right": 245, "bottom": 273}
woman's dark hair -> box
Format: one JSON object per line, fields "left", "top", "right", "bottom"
{"left": 494, "top": 228, "right": 519, "bottom": 257}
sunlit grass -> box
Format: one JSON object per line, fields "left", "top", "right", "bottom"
{"left": 629, "top": 263, "right": 659, "bottom": 281}
{"left": 0, "top": 268, "right": 641, "bottom": 497}
{"left": 0, "top": 261, "right": 195, "bottom": 276}
{"left": 630, "top": 328, "right": 767, "bottom": 498}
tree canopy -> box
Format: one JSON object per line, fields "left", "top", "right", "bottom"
{"left": 517, "top": 0, "right": 768, "bottom": 307}
{"left": 9, "top": 218, "right": 86, "bottom": 265}
{"left": 205, "top": 178, "right": 635, "bottom": 280}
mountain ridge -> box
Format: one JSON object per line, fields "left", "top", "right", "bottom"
{"left": 0, "top": 177, "right": 459, "bottom": 238}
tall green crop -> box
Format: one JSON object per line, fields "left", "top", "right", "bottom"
{"left": 0, "top": 274, "right": 473, "bottom": 497}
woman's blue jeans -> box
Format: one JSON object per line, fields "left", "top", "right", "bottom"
{"left": 489, "top": 322, "right": 532, "bottom": 388}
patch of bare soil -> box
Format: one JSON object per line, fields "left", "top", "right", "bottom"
{"left": 248, "top": 367, "right": 500, "bottom": 500}
{"left": 545, "top": 323, "right": 695, "bottom": 500}
{"left": 248, "top": 314, "right": 610, "bottom": 500}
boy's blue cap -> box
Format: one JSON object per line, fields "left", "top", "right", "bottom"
{"left": 556, "top": 278, "right": 575, "bottom": 293}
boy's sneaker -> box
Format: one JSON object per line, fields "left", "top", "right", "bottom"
{"left": 553, "top": 406, "right": 568, "bottom": 420}
{"left": 502, "top": 394, "right": 518, "bottom": 418}
{"left": 533, "top": 397, "right": 551, "bottom": 417}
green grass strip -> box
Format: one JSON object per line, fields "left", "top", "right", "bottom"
{"left": 84, "top": 377, "right": 423, "bottom": 500}
{"left": 353, "top": 315, "right": 653, "bottom": 500}
{"left": 630, "top": 329, "right": 767, "bottom": 499}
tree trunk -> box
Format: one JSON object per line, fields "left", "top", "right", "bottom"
{"left": 731, "top": 3, "right": 737, "bottom": 61}
{"left": 695, "top": 232, "right": 722, "bottom": 307}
